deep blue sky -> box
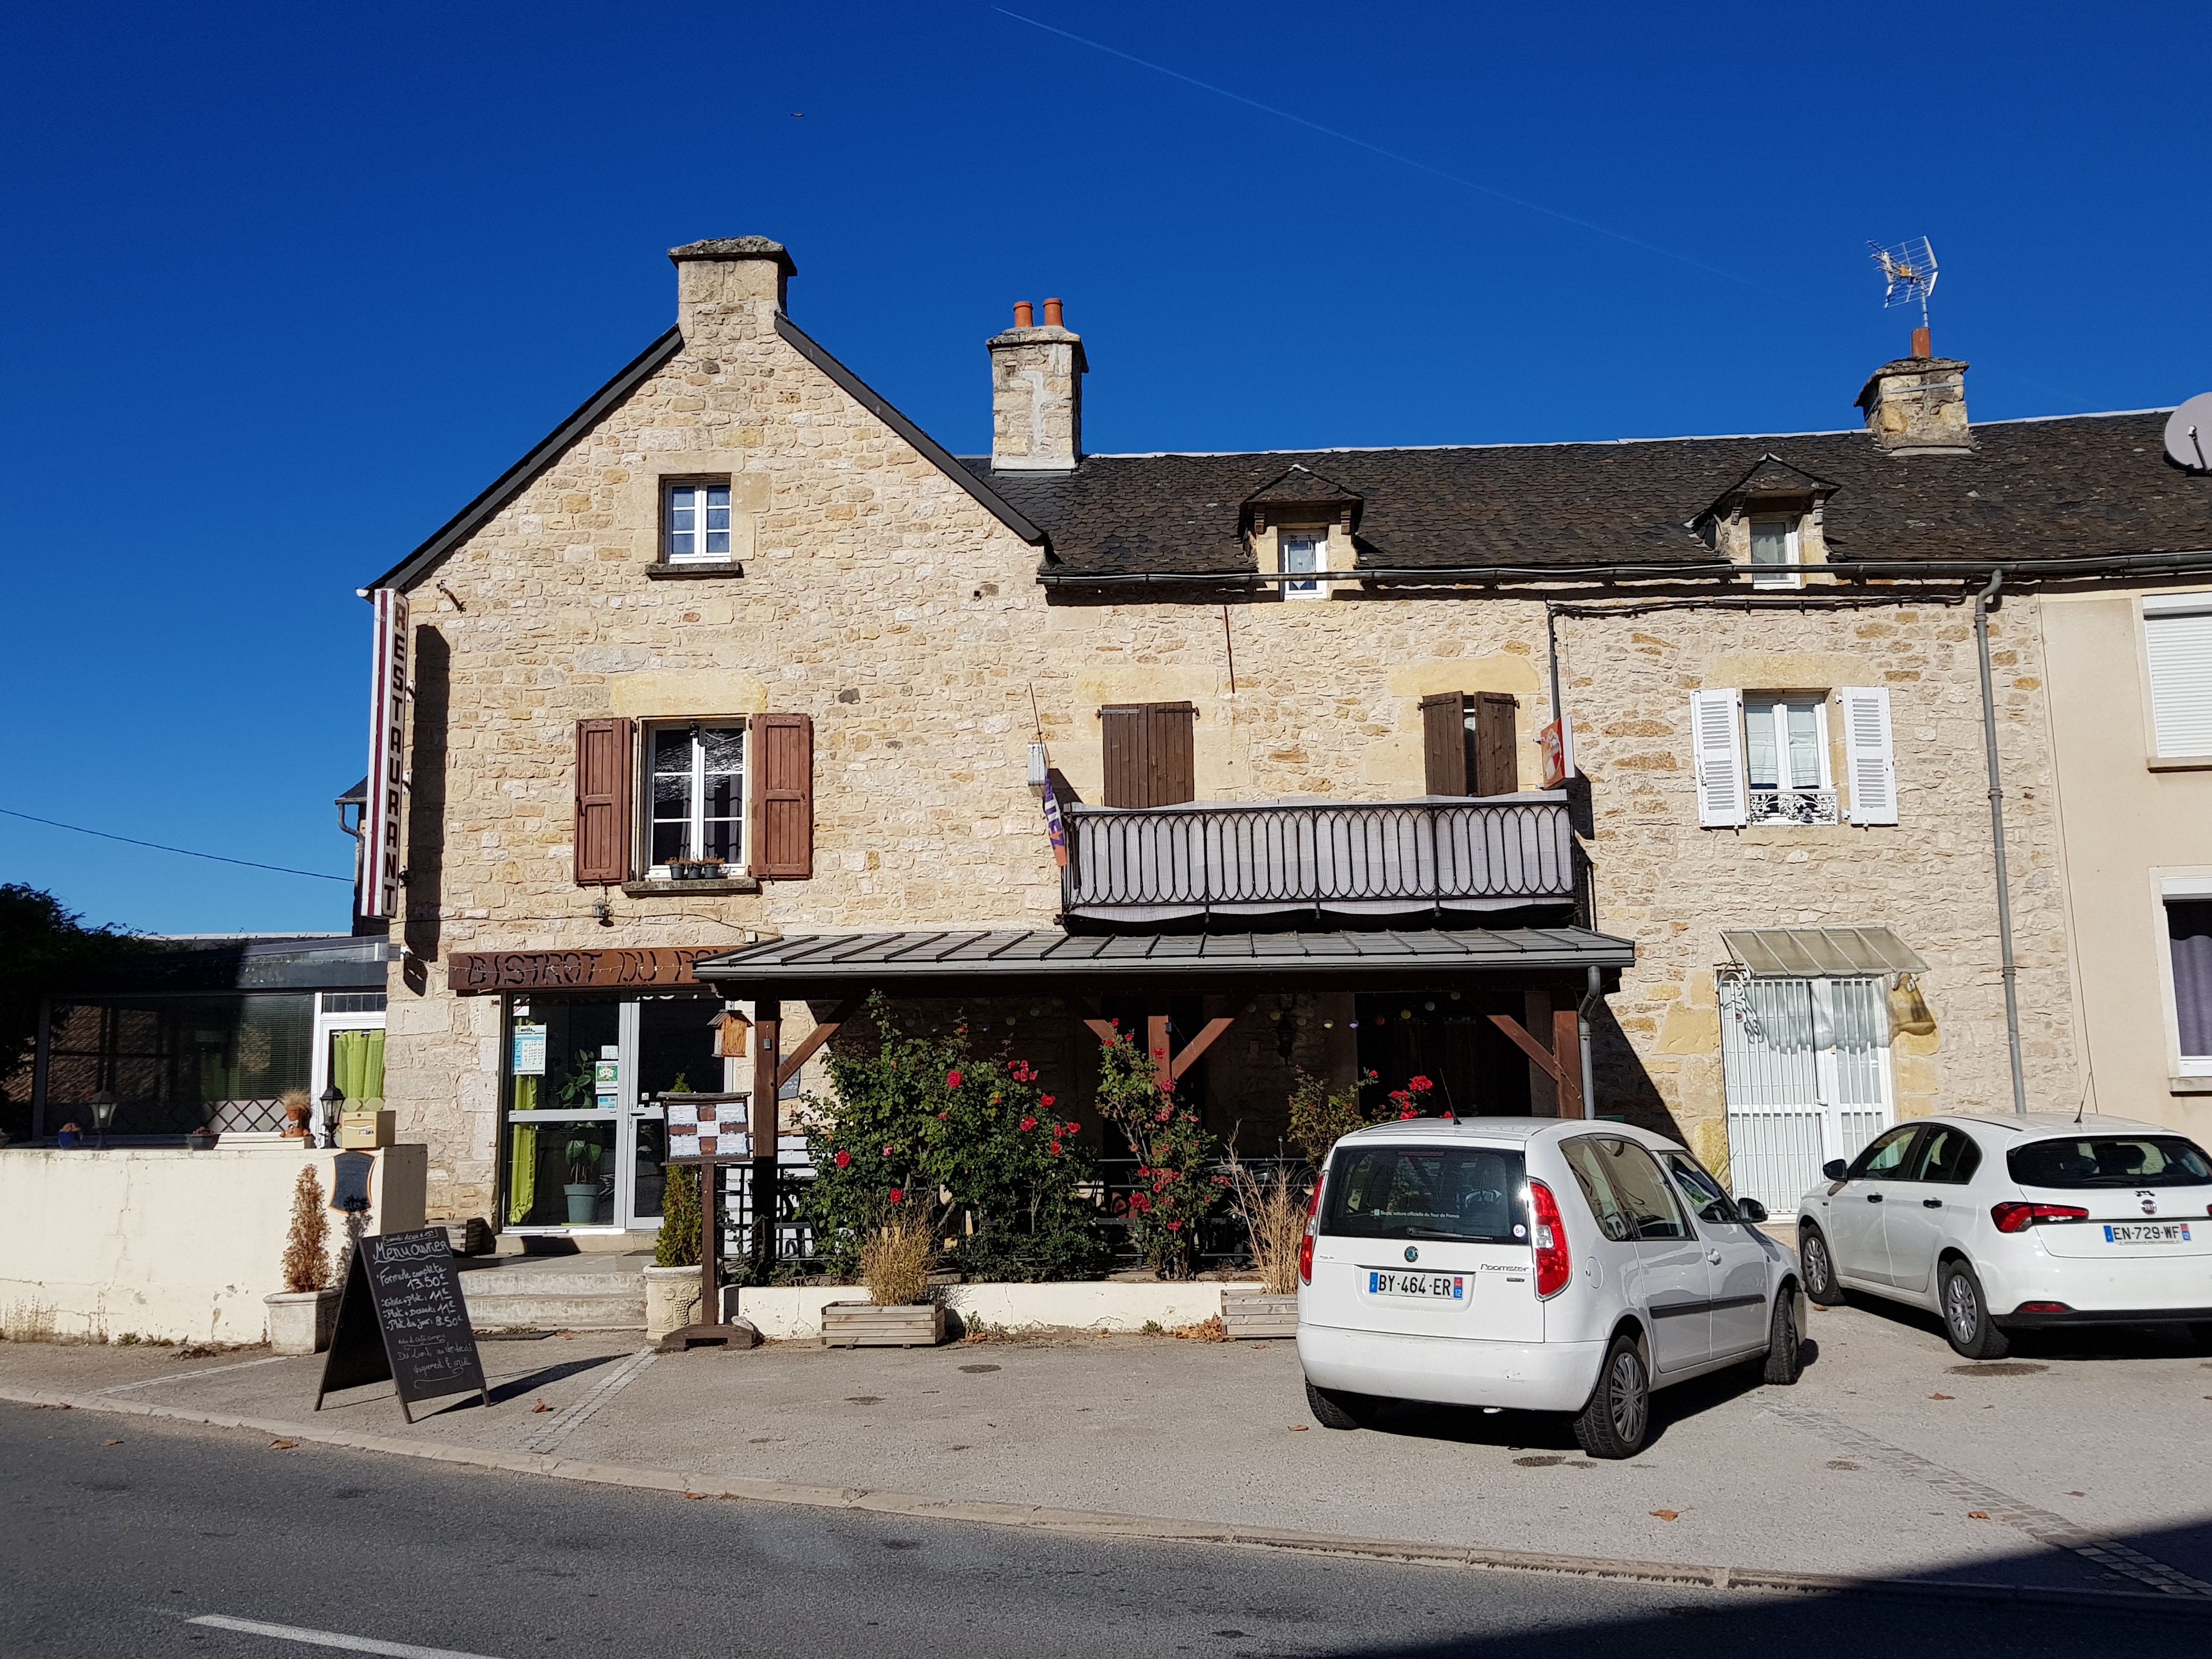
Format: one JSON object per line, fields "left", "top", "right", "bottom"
{"left": 3, "top": 2, "right": 2207, "bottom": 934}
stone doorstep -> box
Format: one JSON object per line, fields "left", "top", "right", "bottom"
{"left": 458, "top": 1255, "right": 650, "bottom": 1332}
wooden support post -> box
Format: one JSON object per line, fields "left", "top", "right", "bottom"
{"left": 1146, "top": 1013, "right": 1172, "bottom": 1091}
{"left": 775, "top": 995, "right": 862, "bottom": 1091}
{"left": 751, "top": 1001, "right": 781, "bottom": 1278}
{"left": 1553, "top": 1008, "right": 1586, "bottom": 1120}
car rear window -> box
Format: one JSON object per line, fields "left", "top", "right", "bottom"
{"left": 1322, "top": 1144, "right": 1528, "bottom": 1245}
{"left": 2007, "top": 1136, "right": 2212, "bottom": 1189}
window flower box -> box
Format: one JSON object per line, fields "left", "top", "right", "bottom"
{"left": 821, "top": 1299, "right": 946, "bottom": 1348}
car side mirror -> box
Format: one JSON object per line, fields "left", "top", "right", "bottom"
{"left": 1735, "top": 1197, "right": 1769, "bottom": 1223}
{"left": 1821, "top": 1159, "right": 1848, "bottom": 1182}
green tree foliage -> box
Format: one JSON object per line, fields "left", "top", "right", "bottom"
{"left": 654, "top": 1164, "right": 702, "bottom": 1267}
{"left": 0, "top": 884, "right": 145, "bottom": 1137}
{"left": 797, "top": 996, "right": 1107, "bottom": 1283}
{"left": 1284, "top": 1066, "right": 1391, "bottom": 1163}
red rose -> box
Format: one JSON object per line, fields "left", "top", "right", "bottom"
{"left": 889, "top": 1188, "right": 905, "bottom": 1204}
{"left": 1064, "top": 1121, "right": 1079, "bottom": 1137}
{"left": 1410, "top": 1075, "right": 1434, "bottom": 1092}
{"left": 883, "top": 1144, "right": 894, "bottom": 1156}
{"left": 1040, "top": 1094, "right": 1056, "bottom": 1108}
{"left": 1049, "top": 1141, "right": 1062, "bottom": 1155}
{"left": 946, "top": 1070, "right": 963, "bottom": 1088}
{"left": 834, "top": 1149, "right": 852, "bottom": 1169}
{"left": 1398, "top": 1105, "right": 1418, "bottom": 1120}
{"left": 1020, "top": 1116, "right": 1037, "bottom": 1132}
{"left": 1167, "top": 1220, "right": 1182, "bottom": 1232}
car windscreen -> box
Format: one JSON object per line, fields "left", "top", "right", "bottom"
{"left": 1322, "top": 1144, "right": 1529, "bottom": 1245}
{"left": 2007, "top": 1136, "right": 2212, "bottom": 1189}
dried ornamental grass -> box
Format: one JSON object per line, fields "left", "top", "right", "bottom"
{"left": 859, "top": 1216, "right": 934, "bottom": 1307}
{"left": 1226, "top": 1154, "right": 1308, "bottom": 1296}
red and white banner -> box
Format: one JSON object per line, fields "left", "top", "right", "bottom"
{"left": 1539, "top": 714, "right": 1576, "bottom": 789}
{"left": 362, "top": 589, "right": 410, "bottom": 918}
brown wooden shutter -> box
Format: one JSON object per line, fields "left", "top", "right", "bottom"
{"left": 1420, "top": 693, "right": 1468, "bottom": 795}
{"left": 1473, "top": 693, "right": 1519, "bottom": 795}
{"left": 749, "top": 713, "right": 814, "bottom": 879}
{"left": 1100, "top": 706, "right": 1147, "bottom": 808}
{"left": 1146, "top": 703, "right": 1196, "bottom": 805}
{"left": 574, "top": 718, "right": 634, "bottom": 885}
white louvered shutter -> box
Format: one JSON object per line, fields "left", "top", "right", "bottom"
{"left": 1838, "top": 687, "right": 1898, "bottom": 825}
{"left": 2145, "top": 603, "right": 2212, "bottom": 758}
{"left": 1690, "top": 688, "right": 1747, "bottom": 828}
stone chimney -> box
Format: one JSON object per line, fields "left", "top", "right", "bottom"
{"left": 668, "top": 236, "right": 795, "bottom": 344}
{"left": 1856, "top": 331, "right": 1972, "bottom": 455}
{"left": 988, "top": 297, "right": 1086, "bottom": 471}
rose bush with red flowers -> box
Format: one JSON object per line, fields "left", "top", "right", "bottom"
{"left": 1092, "top": 1024, "right": 1222, "bottom": 1279}
{"left": 797, "top": 995, "right": 1107, "bottom": 1282}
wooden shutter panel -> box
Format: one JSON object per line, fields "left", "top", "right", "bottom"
{"left": 1146, "top": 703, "right": 1196, "bottom": 805}
{"left": 1420, "top": 693, "right": 1468, "bottom": 795}
{"left": 1472, "top": 692, "right": 1519, "bottom": 795}
{"left": 1690, "top": 689, "right": 1747, "bottom": 828}
{"left": 748, "top": 713, "right": 814, "bottom": 878}
{"left": 574, "top": 718, "right": 634, "bottom": 885}
{"left": 1838, "top": 687, "right": 1899, "bottom": 826}
{"left": 1100, "top": 707, "right": 1147, "bottom": 808}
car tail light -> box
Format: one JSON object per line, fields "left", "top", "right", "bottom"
{"left": 2016, "top": 1300, "right": 2072, "bottom": 1313}
{"left": 1990, "top": 1201, "right": 2091, "bottom": 1233}
{"left": 1529, "top": 1180, "right": 1571, "bottom": 1298}
{"left": 1299, "top": 1170, "right": 1325, "bottom": 1285}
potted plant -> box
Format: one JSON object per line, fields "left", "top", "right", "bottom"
{"left": 823, "top": 1210, "right": 945, "bottom": 1347}
{"left": 55, "top": 1121, "right": 82, "bottom": 1149}
{"left": 278, "top": 1087, "right": 313, "bottom": 1141}
{"left": 185, "top": 1128, "right": 221, "bottom": 1150}
{"left": 266, "top": 1165, "right": 341, "bottom": 1354}
{"left": 644, "top": 1164, "right": 704, "bottom": 1339}
{"left": 563, "top": 1137, "right": 604, "bottom": 1224}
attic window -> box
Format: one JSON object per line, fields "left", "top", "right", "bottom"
{"left": 1750, "top": 516, "right": 1801, "bottom": 589}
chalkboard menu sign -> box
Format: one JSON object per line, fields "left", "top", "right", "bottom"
{"left": 314, "top": 1227, "right": 489, "bottom": 1423}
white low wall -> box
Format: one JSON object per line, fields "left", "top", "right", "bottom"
{"left": 733, "top": 1279, "right": 1262, "bottom": 1341}
{"left": 0, "top": 1144, "right": 428, "bottom": 1345}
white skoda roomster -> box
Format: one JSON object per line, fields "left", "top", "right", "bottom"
{"left": 1796, "top": 1113, "right": 2212, "bottom": 1359}
{"left": 1296, "top": 1118, "right": 1804, "bottom": 1458}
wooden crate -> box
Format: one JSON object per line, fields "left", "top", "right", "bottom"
{"left": 1222, "top": 1293, "right": 1300, "bottom": 1340}
{"left": 821, "top": 1300, "right": 946, "bottom": 1348}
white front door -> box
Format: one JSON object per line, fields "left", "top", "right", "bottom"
{"left": 1721, "top": 975, "right": 1894, "bottom": 1214}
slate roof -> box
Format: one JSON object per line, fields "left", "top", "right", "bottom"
{"left": 963, "top": 410, "right": 2212, "bottom": 578}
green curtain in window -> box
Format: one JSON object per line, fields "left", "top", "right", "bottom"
{"left": 331, "top": 1030, "right": 386, "bottom": 1103}
{"left": 507, "top": 1075, "right": 538, "bottom": 1225}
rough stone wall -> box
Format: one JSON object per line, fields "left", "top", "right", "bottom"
{"left": 385, "top": 253, "right": 2076, "bottom": 1220}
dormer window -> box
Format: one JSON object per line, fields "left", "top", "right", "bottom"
{"left": 1281, "top": 532, "right": 1325, "bottom": 600}
{"left": 1241, "top": 464, "right": 1363, "bottom": 601}
{"left": 1750, "top": 516, "right": 1801, "bottom": 589}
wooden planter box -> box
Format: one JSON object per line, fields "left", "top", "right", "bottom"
{"left": 1222, "top": 1292, "right": 1299, "bottom": 1340}
{"left": 821, "top": 1300, "right": 946, "bottom": 1348}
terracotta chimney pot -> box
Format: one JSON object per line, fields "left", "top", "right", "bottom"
{"left": 1013, "top": 301, "right": 1034, "bottom": 329}
{"left": 1042, "top": 297, "right": 1064, "bottom": 328}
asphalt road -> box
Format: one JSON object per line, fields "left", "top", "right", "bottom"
{"left": 4, "top": 1403, "right": 2205, "bottom": 1659}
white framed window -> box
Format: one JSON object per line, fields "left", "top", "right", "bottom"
{"left": 646, "top": 721, "right": 746, "bottom": 873}
{"left": 1280, "top": 532, "right": 1325, "bottom": 600}
{"left": 1749, "top": 516, "right": 1801, "bottom": 589}
{"left": 664, "top": 482, "right": 732, "bottom": 564}
{"left": 2164, "top": 877, "right": 2212, "bottom": 1076}
{"left": 2143, "top": 593, "right": 2212, "bottom": 758}
{"left": 1690, "top": 686, "right": 1893, "bottom": 828}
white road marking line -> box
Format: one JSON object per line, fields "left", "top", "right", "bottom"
{"left": 519, "top": 1345, "right": 656, "bottom": 1455}
{"left": 187, "top": 1613, "right": 503, "bottom": 1658}
{"left": 98, "top": 1356, "right": 291, "bottom": 1394}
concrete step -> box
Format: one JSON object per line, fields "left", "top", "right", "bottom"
{"left": 457, "top": 1259, "right": 649, "bottom": 1331}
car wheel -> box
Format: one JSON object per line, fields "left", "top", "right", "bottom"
{"left": 1761, "top": 1285, "right": 1804, "bottom": 1385}
{"left": 1939, "top": 1259, "right": 2011, "bottom": 1360}
{"left": 1304, "top": 1379, "right": 1372, "bottom": 1430}
{"left": 1572, "top": 1333, "right": 1651, "bottom": 1459}
{"left": 1799, "top": 1224, "right": 1844, "bottom": 1306}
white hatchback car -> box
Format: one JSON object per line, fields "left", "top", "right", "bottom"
{"left": 1296, "top": 1118, "right": 1804, "bottom": 1458}
{"left": 1796, "top": 1112, "right": 2212, "bottom": 1359}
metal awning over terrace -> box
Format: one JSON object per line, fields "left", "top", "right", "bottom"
{"left": 691, "top": 926, "right": 1633, "bottom": 1001}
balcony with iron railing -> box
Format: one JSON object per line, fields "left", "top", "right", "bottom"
{"left": 1060, "top": 794, "right": 1577, "bottom": 926}
{"left": 1747, "top": 788, "right": 1839, "bottom": 826}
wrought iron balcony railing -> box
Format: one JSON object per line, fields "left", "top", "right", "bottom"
{"left": 1747, "top": 788, "right": 1839, "bottom": 826}
{"left": 1062, "top": 795, "right": 1575, "bottom": 923}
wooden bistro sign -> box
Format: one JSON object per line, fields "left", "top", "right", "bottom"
{"left": 448, "top": 947, "right": 716, "bottom": 995}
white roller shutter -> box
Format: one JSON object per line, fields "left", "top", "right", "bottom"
{"left": 1691, "top": 688, "right": 1747, "bottom": 828}
{"left": 1839, "top": 687, "right": 1898, "bottom": 825}
{"left": 2145, "top": 602, "right": 2212, "bottom": 758}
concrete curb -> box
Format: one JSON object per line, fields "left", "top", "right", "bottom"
{"left": 5, "top": 1382, "right": 2207, "bottom": 1620}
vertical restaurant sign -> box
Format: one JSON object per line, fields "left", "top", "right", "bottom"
{"left": 1040, "top": 772, "right": 1069, "bottom": 868}
{"left": 1539, "top": 714, "right": 1576, "bottom": 790}
{"left": 362, "top": 589, "right": 410, "bottom": 918}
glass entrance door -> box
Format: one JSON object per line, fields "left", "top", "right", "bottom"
{"left": 625, "top": 997, "right": 724, "bottom": 1231}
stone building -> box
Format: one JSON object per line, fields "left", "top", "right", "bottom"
{"left": 357, "top": 235, "right": 2212, "bottom": 1244}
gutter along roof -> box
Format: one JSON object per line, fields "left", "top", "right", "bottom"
{"left": 692, "top": 927, "right": 1634, "bottom": 1000}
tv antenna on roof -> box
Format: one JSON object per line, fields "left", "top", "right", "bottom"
{"left": 1870, "top": 236, "right": 1938, "bottom": 328}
